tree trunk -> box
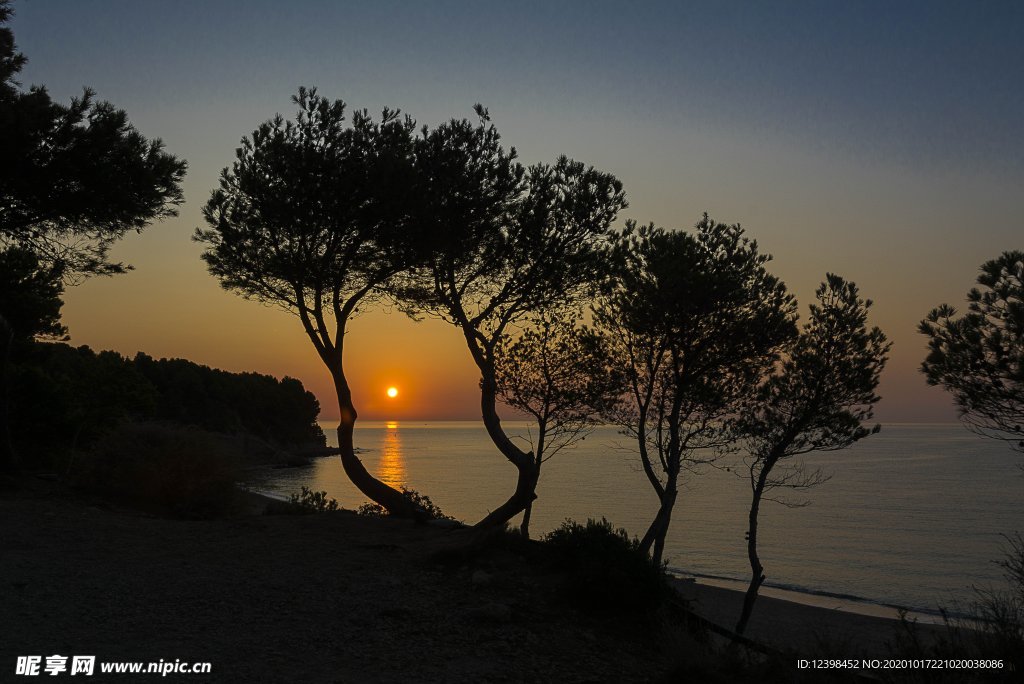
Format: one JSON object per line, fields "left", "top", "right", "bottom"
{"left": 328, "top": 363, "right": 421, "bottom": 519}
{"left": 473, "top": 372, "right": 538, "bottom": 529}
{"left": 735, "top": 477, "right": 768, "bottom": 636}
{"left": 0, "top": 314, "right": 14, "bottom": 473}
{"left": 475, "top": 449, "right": 538, "bottom": 529}
{"left": 519, "top": 451, "right": 544, "bottom": 538}
{"left": 520, "top": 499, "right": 534, "bottom": 538}
{"left": 640, "top": 483, "right": 677, "bottom": 567}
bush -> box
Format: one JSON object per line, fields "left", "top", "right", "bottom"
{"left": 356, "top": 487, "right": 456, "bottom": 521}
{"left": 885, "top": 536, "right": 1024, "bottom": 682}
{"left": 265, "top": 486, "right": 339, "bottom": 515}
{"left": 544, "top": 517, "right": 668, "bottom": 616}
{"left": 72, "top": 421, "right": 241, "bottom": 518}
{"left": 972, "top": 534, "right": 1024, "bottom": 674}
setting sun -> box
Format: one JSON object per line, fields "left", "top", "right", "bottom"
{"left": 386, "top": 386, "right": 398, "bottom": 399}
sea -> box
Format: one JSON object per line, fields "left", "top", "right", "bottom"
{"left": 246, "top": 422, "right": 1023, "bottom": 619}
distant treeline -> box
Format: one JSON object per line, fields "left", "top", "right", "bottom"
{"left": 10, "top": 342, "right": 325, "bottom": 464}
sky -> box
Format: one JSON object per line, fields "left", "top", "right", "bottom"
{"left": 10, "top": 0, "right": 1024, "bottom": 422}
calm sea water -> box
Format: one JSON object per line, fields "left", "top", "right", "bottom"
{"left": 247, "top": 422, "right": 1023, "bottom": 616}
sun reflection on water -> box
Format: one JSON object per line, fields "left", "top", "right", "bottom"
{"left": 378, "top": 421, "right": 405, "bottom": 488}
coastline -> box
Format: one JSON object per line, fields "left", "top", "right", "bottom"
{"left": 672, "top": 572, "right": 949, "bottom": 624}
{"left": 672, "top": 578, "right": 949, "bottom": 657}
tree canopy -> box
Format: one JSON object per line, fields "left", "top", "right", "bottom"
{"left": 0, "top": 1, "right": 186, "bottom": 282}
{"left": 0, "top": 246, "right": 66, "bottom": 341}
{"left": 920, "top": 251, "right": 1024, "bottom": 453}
{"left": 10, "top": 343, "right": 324, "bottom": 466}
{"left": 198, "top": 87, "right": 419, "bottom": 326}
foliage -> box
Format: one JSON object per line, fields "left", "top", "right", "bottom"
{"left": 195, "top": 87, "right": 421, "bottom": 516}
{"left": 495, "top": 311, "right": 619, "bottom": 461}
{"left": 10, "top": 343, "right": 158, "bottom": 465}
{"left": 131, "top": 352, "right": 324, "bottom": 448}
{"left": 979, "top": 533, "right": 1024, "bottom": 672}
{"left": 9, "top": 342, "right": 324, "bottom": 467}
{"left": 72, "top": 421, "right": 241, "bottom": 518}
{"left": 0, "top": 0, "right": 184, "bottom": 471}
{"left": 594, "top": 216, "right": 797, "bottom": 564}
{"left": 290, "top": 486, "right": 339, "bottom": 513}
{"left": 0, "top": 246, "right": 66, "bottom": 340}
{"left": 495, "top": 309, "right": 620, "bottom": 535}
{"left": 397, "top": 105, "right": 626, "bottom": 528}
{"left": 402, "top": 120, "right": 624, "bottom": 344}
{"left": 0, "top": 0, "right": 186, "bottom": 282}
{"left": 736, "top": 275, "right": 890, "bottom": 496}
{"left": 544, "top": 517, "right": 668, "bottom": 615}
{"left": 357, "top": 487, "right": 456, "bottom": 521}
{"left": 197, "top": 87, "right": 419, "bottom": 319}
{"left": 920, "top": 251, "right": 1024, "bottom": 454}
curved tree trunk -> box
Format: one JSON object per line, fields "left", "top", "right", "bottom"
{"left": 473, "top": 372, "right": 538, "bottom": 529}
{"left": 640, "top": 484, "right": 677, "bottom": 567}
{"left": 0, "top": 314, "right": 15, "bottom": 473}
{"left": 520, "top": 499, "right": 534, "bottom": 538}
{"left": 328, "top": 363, "right": 421, "bottom": 519}
{"left": 519, "top": 455, "right": 543, "bottom": 538}
{"left": 736, "top": 475, "right": 769, "bottom": 636}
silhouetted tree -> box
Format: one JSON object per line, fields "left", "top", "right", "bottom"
{"left": 494, "top": 310, "right": 618, "bottom": 537}
{"left": 131, "top": 353, "right": 325, "bottom": 448}
{"left": 920, "top": 252, "right": 1024, "bottom": 455}
{"left": 196, "top": 88, "right": 424, "bottom": 516}
{"left": 10, "top": 343, "right": 324, "bottom": 464}
{"left": 400, "top": 109, "right": 625, "bottom": 528}
{"left": 0, "top": 1, "right": 185, "bottom": 470}
{"left": 0, "top": 247, "right": 66, "bottom": 341}
{"left": 732, "top": 274, "right": 889, "bottom": 636}
{"left": 595, "top": 217, "right": 796, "bottom": 566}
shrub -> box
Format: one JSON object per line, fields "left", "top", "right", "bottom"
{"left": 885, "top": 536, "right": 1024, "bottom": 682}
{"left": 356, "top": 487, "right": 456, "bottom": 521}
{"left": 270, "top": 485, "right": 337, "bottom": 511}
{"left": 356, "top": 500, "right": 387, "bottom": 517}
{"left": 544, "top": 517, "right": 668, "bottom": 615}
{"left": 971, "top": 534, "right": 1024, "bottom": 674}
{"left": 72, "top": 421, "right": 241, "bottom": 518}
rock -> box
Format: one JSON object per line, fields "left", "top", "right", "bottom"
{"left": 471, "top": 570, "right": 492, "bottom": 587}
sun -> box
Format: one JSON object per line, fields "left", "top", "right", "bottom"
{"left": 386, "top": 386, "right": 398, "bottom": 399}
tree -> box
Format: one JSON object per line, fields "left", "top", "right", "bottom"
{"left": 920, "top": 252, "right": 1024, "bottom": 455}
{"left": 920, "top": 254, "right": 1024, "bottom": 667}
{"left": 400, "top": 109, "right": 626, "bottom": 529}
{"left": 0, "top": 1, "right": 186, "bottom": 471}
{"left": 594, "top": 217, "right": 796, "bottom": 566}
{"left": 731, "top": 274, "right": 889, "bottom": 636}
{"left": 0, "top": 246, "right": 66, "bottom": 341}
{"left": 493, "top": 310, "right": 618, "bottom": 537}
{"left": 196, "top": 88, "right": 424, "bottom": 517}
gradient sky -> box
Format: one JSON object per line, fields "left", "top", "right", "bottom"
{"left": 11, "top": 0, "right": 1024, "bottom": 422}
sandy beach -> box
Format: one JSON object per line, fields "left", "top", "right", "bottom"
{"left": 673, "top": 580, "right": 941, "bottom": 658}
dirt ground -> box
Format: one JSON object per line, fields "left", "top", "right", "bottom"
{"left": 2, "top": 480, "right": 674, "bottom": 683}
{"left": 1, "top": 479, "right": 954, "bottom": 683}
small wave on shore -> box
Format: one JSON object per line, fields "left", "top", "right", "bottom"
{"left": 670, "top": 569, "right": 951, "bottom": 624}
